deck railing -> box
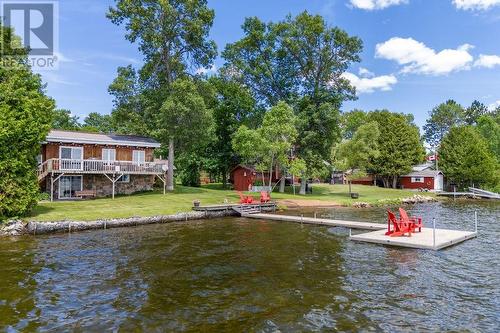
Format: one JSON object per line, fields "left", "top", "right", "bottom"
{"left": 38, "top": 158, "right": 167, "bottom": 178}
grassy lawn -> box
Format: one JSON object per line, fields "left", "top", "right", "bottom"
{"left": 29, "top": 184, "right": 430, "bottom": 222}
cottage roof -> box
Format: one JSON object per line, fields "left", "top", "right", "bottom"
{"left": 45, "top": 130, "right": 161, "bottom": 148}
{"left": 402, "top": 169, "right": 443, "bottom": 178}
{"left": 412, "top": 162, "right": 435, "bottom": 172}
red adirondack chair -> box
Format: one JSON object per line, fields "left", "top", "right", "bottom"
{"left": 260, "top": 191, "right": 271, "bottom": 203}
{"left": 237, "top": 191, "right": 254, "bottom": 204}
{"left": 386, "top": 209, "right": 412, "bottom": 237}
{"left": 399, "top": 208, "right": 423, "bottom": 233}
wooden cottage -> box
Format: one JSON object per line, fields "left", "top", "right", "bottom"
{"left": 400, "top": 169, "right": 444, "bottom": 191}
{"left": 38, "top": 130, "right": 168, "bottom": 201}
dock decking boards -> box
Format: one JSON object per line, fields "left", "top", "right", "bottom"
{"left": 243, "top": 213, "right": 386, "bottom": 230}
{"left": 350, "top": 228, "right": 477, "bottom": 250}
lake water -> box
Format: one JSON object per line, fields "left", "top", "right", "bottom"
{"left": 0, "top": 201, "right": 499, "bottom": 332}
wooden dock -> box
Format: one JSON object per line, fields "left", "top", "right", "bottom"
{"left": 243, "top": 213, "right": 386, "bottom": 230}
{"left": 242, "top": 212, "right": 477, "bottom": 250}
{"left": 350, "top": 228, "right": 477, "bottom": 250}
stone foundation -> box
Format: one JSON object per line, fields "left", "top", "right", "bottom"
{"left": 45, "top": 174, "right": 157, "bottom": 199}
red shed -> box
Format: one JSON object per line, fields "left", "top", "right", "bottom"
{"left": 400, "top": 170, "right": 444, "bottom": 191}
{"left": 230, "top": 165, "right": 281, "bottom": 191}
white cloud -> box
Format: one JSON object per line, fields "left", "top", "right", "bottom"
{"left": 453, "top": 0, "right": 500, "bottom": 10}
{"left": 358, "top": 67, "right": 375, "bottom": 77}
{"left": 474, "top": 54, "right": 500, "bottom": 68}
{"left": 54, "top": 52, "right": 73, "bottom": 63}
{"left": 342, "top": 72, "right": 398, "bottom": 93}
{"left": 350, "top": 0, "right": 407, "bottom": 10}
{"left": 375, "top": 37, "right": 474, "bottom": 75}
{"left": 41, "top": 72, "right": 79, "bottom": 86}
{"left": 488, "top": 100, "right": 500, "bottom": 110}
{"left": 196, "top": 64, "right": 217, "bottom": 75}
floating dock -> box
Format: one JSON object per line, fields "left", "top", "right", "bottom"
{"left": 350, "top": 228, "right": 477, "bottom": 250}
{"left": 191, "top": 204, "right": 477, "bottom": 251}
{"left": 242, "top": 212, "right": 477, "bottom": 251}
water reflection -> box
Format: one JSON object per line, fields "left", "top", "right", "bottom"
{"left": 0, "top": 201, "right": 498, "bottom": 332}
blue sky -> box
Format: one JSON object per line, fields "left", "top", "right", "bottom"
{"left": 37, "top": 0, "right": 500, "bottom": 129}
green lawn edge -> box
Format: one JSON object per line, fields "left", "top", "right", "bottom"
{"left": 28, "top": 184, "right": 435, "bottom": 222}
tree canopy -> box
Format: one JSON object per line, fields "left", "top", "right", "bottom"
{"left": 423, "top": 100, "right": 464, "bottom": 148}
{"left": 439, "top": 126, "right": 496, "bottom": 189}
{"left": 0, "top": 25, "right": 55, "bottom": 220}
{"left": 368, "top": 110, "right": 426, "bottom": 188}
{"left": 108, "top": 0, "right": 218, "bottom": 190}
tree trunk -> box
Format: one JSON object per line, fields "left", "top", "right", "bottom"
{"left": 167, "top": 138, "right": 175, "bottom": 191}
{"left": 279, "top": 175, "right": 285, "bottom": 193}
{"left": 392, "top": 175, "right": 398, "bottom": 189}
{"left": 299, "top": 177, "right": 307, "bottom": 195}
{"left": 349, "top": 180, "right": 352, "bottom": 195}
{"left": 221, "top": 169, "right": 227, "bottom": 189}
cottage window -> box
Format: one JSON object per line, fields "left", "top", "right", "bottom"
{"left": 117, "top": 174, "right": 130, "bottom": 183}
{"left": 102, "top": 149, "right": 116, "bottom": 163}
{"left": 411, "top": 177, "right": 424, "bottom": 183}
{"left": 133, "top": 150, "right": 145, "bottom": 165}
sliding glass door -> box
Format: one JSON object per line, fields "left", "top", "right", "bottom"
{"left": 58, "top": 176, "right": 83, "bottom": 199}
{"left": 60, "top": 146, "right": 83, "bottom": 170}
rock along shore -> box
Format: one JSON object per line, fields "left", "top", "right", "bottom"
{"left": 1, "top": 210, "right": 240, "bottom": 237}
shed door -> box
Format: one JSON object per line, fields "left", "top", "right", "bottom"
{"left": 435, "top": 174, "right": 444, "bottom": 191}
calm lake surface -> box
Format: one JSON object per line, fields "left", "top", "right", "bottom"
{"left": 1, "top": 201, "right": 499, "bottom": 332}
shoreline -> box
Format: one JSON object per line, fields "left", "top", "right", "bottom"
{"left": 0, "top": 195, "right": 438, "bottom": 237}
{"left": 0, "top": 210, "right": 240, "bottom": 237}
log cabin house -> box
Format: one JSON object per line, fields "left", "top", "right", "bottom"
{"left": 38, "top": 130, "right": 168, "bottom": 201}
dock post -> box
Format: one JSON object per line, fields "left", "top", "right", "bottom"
{"left": 301, "top": 214, "right": 303, "bottom": 226}
{"left": 314, "top": 212, "right": 317, "bottom": 219}
{"left": 432, "top": 218, "right": 436, "bottom": 249}
{"left": 349, "top": 228, "right": 352, "bottom": 238}
{"left": 474, "top": 211, "right": 478, "bottom": 233}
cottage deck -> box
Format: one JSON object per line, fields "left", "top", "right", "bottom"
{"left": 38, "top": 158, "right": 167, "bottom": 181}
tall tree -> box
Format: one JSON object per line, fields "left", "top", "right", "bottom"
{"left": 341, "top": 109, "right": 368, "bottom": 139}
{"left": 222, "top": 17, "right": 297, "bottom": 107}
{"left": 233, "top": 102, "right": 297, "bottom": 190}
{"left": 464, "top": 100, "right": 488, "bottom": 125}
{"left": 52, "top": 109, "right": 80, "bottom": 130}
{"left": 0, "top": 25, "right": 55, "bottom": 219}
{"left": 108, "top": 65, "right": 148, "bottom": 135}
{"left": 108, "top": 0, "right": 217, "bottom": 191}
{"left": 335, "top": 121, "right": 380, "bottom": 195}
{"left": 476, "top": 115, "right": 500, "bottom": 162}
{"left": 423, "top": 100, "right": 464, "bottom": 148}
{"left": 82, "top": 112, "right": 113, "bottom": 133}
{"left": 153, "top": 78, "right": 213, "bottom": 188}
{"left": 439, "top": 126, "right": 496, "bottom": 189}
{"left": 225, "top": 12, "right": 362, "bottom": 194}
{"left": 368, "top": 110, "right": 426, "bottom": 188}
{"left": 209, "top": 76, "right": 259, "bottom": 188}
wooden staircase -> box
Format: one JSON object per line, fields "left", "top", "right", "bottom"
{"left": 37, "top": 160, "right": 51, "bottom": 182}
{"left": 232, "top": 205, "right": 262, "bottom": 216}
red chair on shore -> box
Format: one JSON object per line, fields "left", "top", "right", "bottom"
{"left": 386, "top": 209, "right": 412, "bottom": 237}
{"left": 399, "top": 208, "right": 423, "bottom": 233}
{"left": 260, "top": 191, "right": 271, "bottom": 203}
{"left": 237, "top": 191, "right": 254, "bottom": 204}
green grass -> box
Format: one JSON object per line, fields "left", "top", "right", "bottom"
{"left": 29, "top": 184, "right": 431, "bottom": 222}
